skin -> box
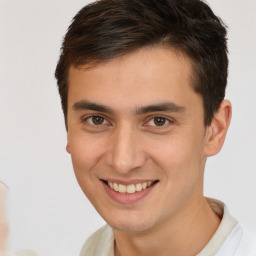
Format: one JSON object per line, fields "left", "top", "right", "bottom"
{"left": 66, "top": 47, "right": 231, "bottom": 256}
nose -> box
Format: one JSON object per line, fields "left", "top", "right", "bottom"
{"left": 106, "top": 124, "right": 147, "bottom": 174}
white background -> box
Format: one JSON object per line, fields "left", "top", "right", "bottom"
{"left": 0, "top": 0, "right": 255, "bottom": 255}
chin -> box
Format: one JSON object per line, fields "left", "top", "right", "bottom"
{"left": 110, "top": 222, "right": 153, "bottom": 233}
{"left": 104, "top": 213, "right": 156, "bottom": 233}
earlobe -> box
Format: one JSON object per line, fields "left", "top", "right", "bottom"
{"left": 204, "top": 100, "right": 232, "bottom": 157}
{"left": 66, "top": 135, "right": 71, "bottom": 154}
{"left": 66, "top": 143, "right": 71, "bottom": 154}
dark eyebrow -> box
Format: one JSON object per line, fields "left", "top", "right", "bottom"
{"left": 136, "top": 102, "right": 185, "bottom": 115}
{"left": 72, "top": 100, "right": 114, "bottom": 114}
{"left": 72, "top": 100, "right": 185, "bottom": 115}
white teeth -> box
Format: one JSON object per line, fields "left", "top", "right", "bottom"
{"left": 127, "top": 184, "right": 136, "bottom": 194}
{"left": 113, "top": 183, "right": 119, "bottom": 192}
{"left": 118, "top": 184, "right": 126, "bottom": 193}
{"left": 108, "top": 181, "right": 114, "bottom": 189}
{"left": 135, "top": 183, "right": 142, "bottom": 192}
{"left": 107, "top": 180, "right": 155, "bottom": 194}
{"left": 142, "top": 182, "right": 147, "bottom": 189}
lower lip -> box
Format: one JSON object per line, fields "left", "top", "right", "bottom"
{"left": 101, "top": 181, "right": 157, "bottom": 204}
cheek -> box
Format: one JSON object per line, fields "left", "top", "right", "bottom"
{"left": 68, "top": 135, "right": 105, "bottom": 183}
{"left": 68, "top": 136, "right": 105, "bottom": 205}
{"left": 69, "top": 132, "right": 103, "bottom": 163}
{"left": 149, "top": 134, "right": 205, "bottom": 183}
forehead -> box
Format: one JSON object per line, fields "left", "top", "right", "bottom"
{"left": 67, "top": 46, "right": 198, "bottom": 111}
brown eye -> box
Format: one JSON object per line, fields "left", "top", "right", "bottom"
{"left": 153, "top": 117, "right": 167, "bottom": 126}
{"left": 92, "top": 116, "right": 104, "bottom": 125}
{"left": 86, "top": 115, "right": 107, "bottom": 126}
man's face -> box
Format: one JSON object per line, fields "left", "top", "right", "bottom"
{"left": 66, "top": 47, "right": 209, "bottom": 232}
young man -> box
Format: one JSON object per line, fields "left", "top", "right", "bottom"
{"left": 55, "top": 0, "right": 256, "bottom": 255}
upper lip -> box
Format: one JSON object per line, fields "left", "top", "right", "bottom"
{"left": 100, "top": 178, "right": 159, "bottom": 185}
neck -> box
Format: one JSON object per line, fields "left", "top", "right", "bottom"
{"left": 114, "top": 197, "right": 220, "bottom": 256}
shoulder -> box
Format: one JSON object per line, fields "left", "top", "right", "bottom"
{"left": 203, "top": 198, "right": 256, "bottom": 256}
{"left": 233, "top": 223, "right": 256, "bottom": 256}
{"left": 80, "top": 224, "right": 114, "bottom": 256}
{"left": 216, "top": 222, "right": 256, "bottom": 256}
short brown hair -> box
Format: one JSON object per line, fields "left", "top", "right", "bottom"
{"left": 55, "top": 0, "right": 228, "bottom": 127}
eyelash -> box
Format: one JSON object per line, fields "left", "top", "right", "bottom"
{"left": 145, "top": 116, "right": 172, "bottom": 127}
{"left": 82, "top": 115, "right": 109, "bottom": 127}
{"left": 81, "top": 115, "right": 173, "bottom": 128}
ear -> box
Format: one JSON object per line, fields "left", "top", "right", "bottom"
{"left": 66, "top": 135, "right": 71, "bottom": 154}
{"left": 204, "top": 100, "right": 232, "bottom": 157}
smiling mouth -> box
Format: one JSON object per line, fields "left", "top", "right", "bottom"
{"left": 101, "top": 180, "right": 159, "bottom": 194}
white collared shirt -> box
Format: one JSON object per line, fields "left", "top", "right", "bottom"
{"left": 80, "top": 198, "right": 256, "bottom": 256}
